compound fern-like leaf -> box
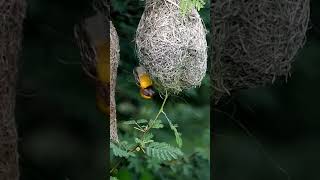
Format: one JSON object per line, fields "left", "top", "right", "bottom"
{"left": 146, "top": 142, "right": 183, "bottom": 161}
{"left": 110, "top": 142, "right": 135, "bottom": 158}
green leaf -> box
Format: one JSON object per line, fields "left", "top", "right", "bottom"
{"left": 151, "top": 119, "right": 164, "bottom": 129}
{"left": 137, "top": 119, "right": 148, "bottom": 124}
{"left": 163, "top": 112, "right": 183, "bottom": 148}
{"left": 110, "top": 142, "right": 135, "bottom": 158}
{"left": 136, "top": 134, "right": 154, "bottom": 148}
{"left": 123, "top": 119, "right": 148, "bottom": 125}
{"left": 110, "top": 176, "right": 118, "bottom": 180}
{"left": 135, "top": 138, "right": 143, "bottom": 144}
{"left": 118, "top": 141, "right": 134, "bottom": 151}
{"left": 143, "top": 133, "right": 154, "bottom": 144}
{"left": 179, "top": 0, "right": 206, "bottom": 15}
{"left": 143, "top": 133, "right": 154, "bottom": 142}
{"left": 145, "top": 142, "right": 183, "bottom": 161}
{"left": 171, "top": 124, "right": 183, "bottom": 148}
{"left": 123, "top": 120, "right": 137, "bottom": 125}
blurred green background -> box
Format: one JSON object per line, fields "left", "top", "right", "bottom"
{"left": 111, "top": 0, "right": 210, "bottom": 179}
{"left": 213, "top": 1, "right": 320, "bottom": 180}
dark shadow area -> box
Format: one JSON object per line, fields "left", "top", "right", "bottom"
{"left": 17, "top": 0, "right": 107, "bottom": 179}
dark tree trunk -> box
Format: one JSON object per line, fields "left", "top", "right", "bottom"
{"left": 0, "top": 0, "right": 26, "bottom": 179}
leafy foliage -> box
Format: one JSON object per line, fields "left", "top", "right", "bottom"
{"left": 110, "top": 142, "right": 135, "bottom": 158}
{"left": 163, "top": 112, "right": 183, "bottom": 148}
{"left": 123, "top": 119, "right": 148, "bottom": 125}
{"left": 111, "top": 94, "right": 185, "bottom": 175}
{"left": 135, "top": 134, "right": 154, "bottom": 148}
{"left": 150, "top": 119, "right": 164, "bottom": 129}
{"left": 146, "top": 142, "right": 184, "bottom": 161}
{"left": 180, "top": 0, "right": 206, "bottom": 15}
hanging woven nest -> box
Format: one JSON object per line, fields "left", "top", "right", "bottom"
{"left": 211, "top": 0, "right": 310, "bottom": 102}
{"left": 135, "top": 0, "right": 207, "bottom": 94}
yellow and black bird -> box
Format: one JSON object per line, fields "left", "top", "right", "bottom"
{"left": 74, "top": 1, "right": 121, "bottom": 142}
{"left": 133, "top": 66, "right": 156, "bottom": 99}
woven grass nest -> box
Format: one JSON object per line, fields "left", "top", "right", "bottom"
{"left": 110, "top": 21, "right": 120, "bottom": 101}
{"left": 211, "top": 0, "right": 310, "bottom": 102}
{"left": 110, "top": 20, "right": 120, "bottom": 142}
{"left": 135, "top": 0, "right": 208, "bottom": 94}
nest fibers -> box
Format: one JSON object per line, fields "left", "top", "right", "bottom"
{"left": 110, "top": 21, "right": 120, "bottom": 142}
{"left": 211, "top": 0, "right": 310, "bottom": 102}
{"left": 135, "top": 0, "right": 207, "bottom": 94}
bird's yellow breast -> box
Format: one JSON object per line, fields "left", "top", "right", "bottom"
{"left": 96, "top": 40, "right": 110, "bottom": 83}
{"left": 139, "top": 74, "right": 153, "bottom": 89}
{"left": 95, "top": 40, "right": 110, "bottom": 115}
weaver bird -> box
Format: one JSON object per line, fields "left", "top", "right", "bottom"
{"left": 74, "top": 1, "right": 119, "bottom": 142}
{"left": 74, "top": 12, "right": 110, "bottom": 116}
{"left": 133, "top": 66, "right": 156, "bottom": 99}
